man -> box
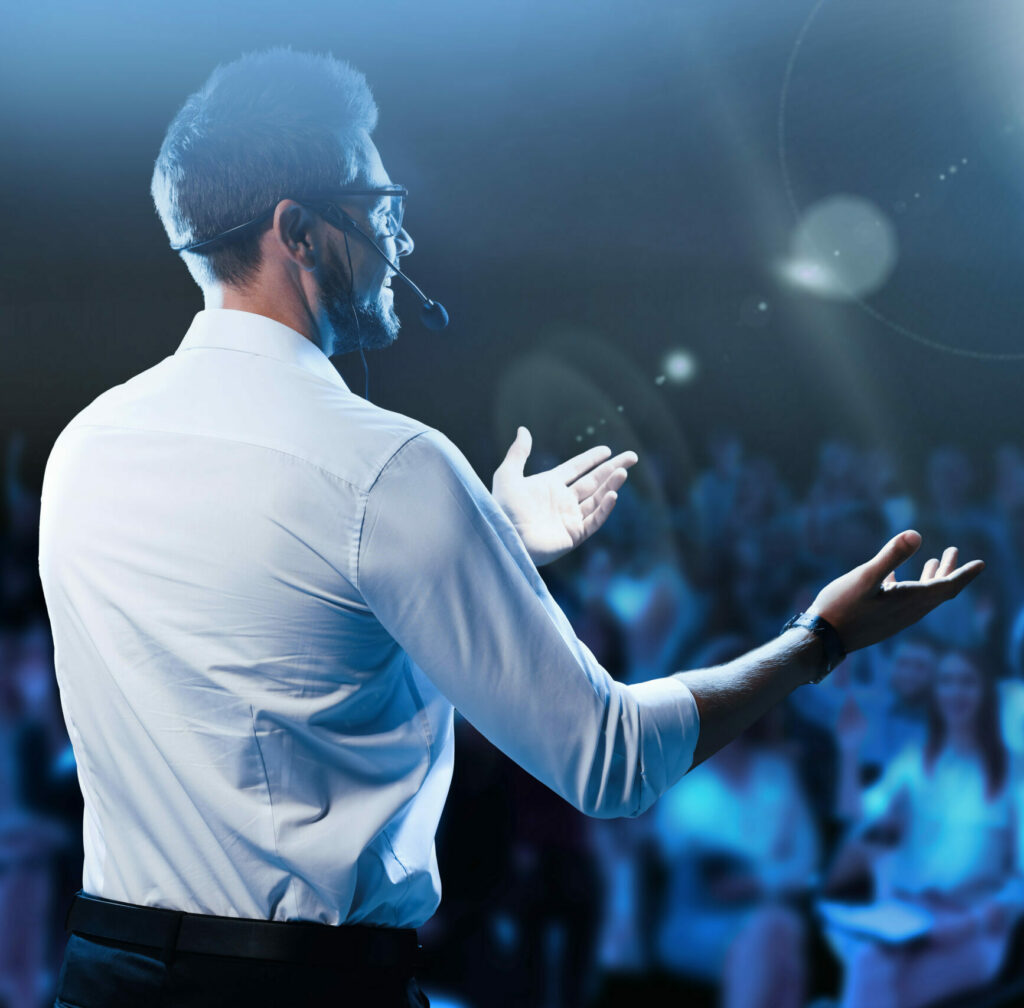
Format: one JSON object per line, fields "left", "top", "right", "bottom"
{"left": 39, "top": 48, "right": 983, "bottom": 1007}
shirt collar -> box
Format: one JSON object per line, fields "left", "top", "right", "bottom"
{"left": 176, "top": 309, "right": 349, "bottom": 392}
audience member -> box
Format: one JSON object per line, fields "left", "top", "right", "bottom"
{"left": 828, "top": 647, "right": 1024, "bottom": 1008}
{"left": 651, "top": 637, "right": 820, "bottom": 1008}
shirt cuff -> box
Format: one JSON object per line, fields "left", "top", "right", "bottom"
{"left": 627, "top": 676, "right": 701, "bottom": 811}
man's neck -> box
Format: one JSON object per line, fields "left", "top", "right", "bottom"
{"left": 206, "top": 284, "right": 325, "bottom": 354}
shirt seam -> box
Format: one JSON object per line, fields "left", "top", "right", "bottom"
{"left": 63, "top": 422, "right": 371, "bottom": 493}
{"left": 354, "top": 429, "right": 434, "bottom": 593}
{"left": 381, "top": 830, "right": 412, "bottom": 926}
{"left": 176, "top": 345, "right": 347, "bottom": 392}
{"left": 401, "top": 657, "right": 435, "bottom": 750}
{"left": 249, "top": 705, "right": 297, "bottom": 920}
{"left": 364, "top": 429, "right": 433, "bottom": 496}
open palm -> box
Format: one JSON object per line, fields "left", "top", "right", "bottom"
{"left": 810, "top": 533, "right": 985, "bottom": 652}
{"left": 492, "top": 427, "right": 638, "bottom": 566}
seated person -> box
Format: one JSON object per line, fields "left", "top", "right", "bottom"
{"left": 855, "top": 634, "right": 936, "bottom": 777}
{"left": 653, "top": 694, "right": 819, "bottom": 1008}
{"left": 826, "top": 647, "right": 1024, "bottom": 1008}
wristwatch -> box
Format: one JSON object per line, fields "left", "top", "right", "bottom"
{"left": 781, "top": 612, "right": 846, "bottom": 684}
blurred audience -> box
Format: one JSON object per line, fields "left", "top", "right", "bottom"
{"left": 827, "top": 647, "right": 1024, "bottom": 1008}
{"left": 651, "top": 638, "right": 820, "bottom": 1008}
{"left": 839, "top": 634, "right": 937, "bottom": 782}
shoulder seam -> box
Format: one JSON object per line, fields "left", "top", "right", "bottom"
{"left": 355, "top": 429, "right": 435, "bottom": 593}
{"left": 365, "top": 429, "right": 434, "bottom": 495}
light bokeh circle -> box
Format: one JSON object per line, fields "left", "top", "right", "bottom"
{"left": 777, "top": 0, "right": 1024, "bottom": 361}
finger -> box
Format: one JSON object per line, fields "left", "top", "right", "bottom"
{"left": 920, "top": 558, "right": 939, "bottom": 581}
{"left": 890, "top": 559, "right": 986, "bottom": 609}
{"left": 883, "top": 570, "right": 896, "bottom": 586}
{"left": 553, "top": 444, "right": 613, "bottom": 485}
{"left": 496, "top": 426, "right": 532, "bottom": 477}
{"left": 937, "top": 546, "right": 959, "bottom": 578}
{"left": 580, "top": 468, "right": 629, "bottom": 518}
{"left": 940, "top": 559, "right": 986, "bottom": 596}
{"left": 572, "top": 452, "right": 637, "bottom": 501}
{"left": 580, "top": 489, "right": 618, "bottom": 540}
{"left": 865, "top": 529, "right": 922, "bottom": 583}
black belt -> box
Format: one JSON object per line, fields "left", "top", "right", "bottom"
{"left": 66, "top": 891, "right": 421, "bottom": 970}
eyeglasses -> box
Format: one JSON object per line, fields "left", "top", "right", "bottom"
{"left": 170, "top": 185, "right": 408, "bottom": 253}
{"left": 305, "top": 185, "right": 408, "bottom": 239}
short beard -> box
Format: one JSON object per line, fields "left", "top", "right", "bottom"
{"left": 320, "top": 238, "right": 400, "bottom": 356}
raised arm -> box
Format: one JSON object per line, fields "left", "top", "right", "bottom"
{"left": 360, "top": 432, "right": 982, "bottom": 817}
{"left": 359, "top": 430, "right": 696, "bottom": 819}
{"left": 679, "top": 531, "right": 983, "bottom": 769}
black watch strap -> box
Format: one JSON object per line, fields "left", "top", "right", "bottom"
{"left": 781, "top": 612, "right": 846, "bottom": 684}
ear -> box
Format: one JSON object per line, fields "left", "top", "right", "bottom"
{"left": 269, "top": 199, "right": 321, "bottom": 272}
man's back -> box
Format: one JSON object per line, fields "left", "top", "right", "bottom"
{"left": 41, "top": 307, "right": 700, "bottom": 931}
{"left": 39, "top": 308, "right": 454, "bottom": 927}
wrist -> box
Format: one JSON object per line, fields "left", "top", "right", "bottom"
{"left": 782, "top": 612, "right": 847, "bottom": 684}
{"left": 780, "top": 625, "right": 829, "bottom": 689}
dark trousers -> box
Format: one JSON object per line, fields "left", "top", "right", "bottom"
{"left": 55, "top": 929, "right": 431, "bottom": 1007}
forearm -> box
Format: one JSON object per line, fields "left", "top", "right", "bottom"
{"left": 674, "top": 627, "right": 823, "bottom": 769}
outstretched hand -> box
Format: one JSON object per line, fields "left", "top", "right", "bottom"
{"left": 492, "top": 427, "right": 638, "bottom": 566}
{"left": 809, "top": 530, "right": 985, "bottom": 653}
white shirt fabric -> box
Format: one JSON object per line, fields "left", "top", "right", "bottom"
{"left": 38, "top": 308, "right": 700, "bottom": 928}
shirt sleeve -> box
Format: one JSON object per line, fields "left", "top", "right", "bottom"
{"left": 357, "top": 429, "right": 700, "bottom": 818}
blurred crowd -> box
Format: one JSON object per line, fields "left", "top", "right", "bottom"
{"left": 2, "top": 430, "right": 1024, "bottom": 1008}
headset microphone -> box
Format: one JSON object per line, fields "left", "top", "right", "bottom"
{"left": 395, "top": 268, "right": 449, "bottom": 331}
{"left": 339, "top": 214, "right": 450, "bottom": 331}
{"left": 333, "top": 210, "right": 448, "bottom": 400}
{"left": 419, "top": 295, "right": 450, "bottom": 332}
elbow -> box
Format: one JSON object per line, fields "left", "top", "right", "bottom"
{"left": 576, "top": 783, "right": 655, "bottom": 820}
{"left": 575, "top": 799, "right": 639, "bottom": 820}
{"left": 574, "top": 749, "right": 654, "bottom": 820}
{"left": 568, "top": 685, "right": 666, "bottom": 819}
{"left": 575, "top": 798, "right": 635, "bottom": 820}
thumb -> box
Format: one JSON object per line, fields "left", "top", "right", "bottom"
{"left": 499, "top": 426, "right": 532, "bottom": 476}
{"left": 866, "top": 529, "right": 922, "bottom": 582}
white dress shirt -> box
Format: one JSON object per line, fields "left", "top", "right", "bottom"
{"left": 38, "top": 308, "right": 700, "bottom": 927}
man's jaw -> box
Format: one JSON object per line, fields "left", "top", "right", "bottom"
{"left": 327, "top": 291, "right": 400, "bottom": 356}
